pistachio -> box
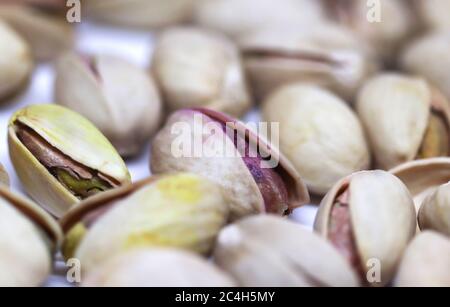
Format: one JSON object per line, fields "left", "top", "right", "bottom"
{"left": 8, "top": 104, "right": 131, "bottom": 217}
{"left": 213, "top": 215, "right": 359, "bottom": 287}
{"left": 394, "top": 231, "right": 450, "bottom": 287}
{"left": 356, "top": 73, "right": 450, "bottom": 170}
{"left": 83, "top": 248, "right": 236, "bottom": 287}
{"left": 0, "top": 163, "right": 9, "bottom": 186}
{"left": 55, "top": 52, "right": 163, "bottom": 157}
{"left": 151, "top": 108, "right": 309, "bottom": 220}
{"left": 60, "top": 173, "right": 229, "bottom": 274}
{"left": 83, "top": 0, "right": 195, "bottom": 28}
{"left": 0, "top": 5, "right": 74, "bottom": 61}
{"left": 0, "top": 19, "right": 33, "bottom": 101}
{"left": 418, "top": 183, "right": 450, "bottom": 236}
{"left": 238, "top": 23, "right": 377, "bottom": 101}
{"left": 415, "top": 0, "right": 450, "bottom": 31}
{"left": 0, "top": 185, "right": 62, "bottom": 286}
{"left": 152, "top": 27, "right": 252, "bottom": 117}
{"left": 262, "top": 83, "right": 371, "bottom": 196}
{"left": 314, "top": 170, "right": 416, "bottom": 286}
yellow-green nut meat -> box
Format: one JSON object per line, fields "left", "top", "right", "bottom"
{"left": 8, "top": 104, "right": 131, "bottom": 218}
{"left": 418, "top": 182, "right": 450, "bottom": 236}
{"left": 0, "top": 185, "right": 62, "bottom": 286}
{"left": 60, "top": 173, "right": 229, "bottom": 274}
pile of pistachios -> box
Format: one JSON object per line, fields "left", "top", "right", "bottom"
{"left": 0, "top": 0, "right": 449, "bottom": 287}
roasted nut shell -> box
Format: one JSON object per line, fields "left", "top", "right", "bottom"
{"left": 418, "top": 183, "right": 450, "bottom": 236}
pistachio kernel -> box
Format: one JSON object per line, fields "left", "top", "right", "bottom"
{"left": 417, "top": 112, "right": 450, "bottom": 159}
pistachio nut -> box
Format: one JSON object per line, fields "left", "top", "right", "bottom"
{"left": 401, "top": 32, "right": 450, "bottom": 101}
{"left": 55, "top": 52, "right": 163, "bottom": 157}
{"left": 193, "top": 0, "right": 325, "bottom": 39}
{"left": 0, "top": 163, "right": 9, "bottom": 186}
{"left": 314, "top": 170, "right": 416, "bottom": 286}
{"left": 0, "top": 5, "right": 74, "bottom": 61}
{"left": 213, "top": 215, "right": 359, "bottom": 287}
{"left": 83, "top": 248, "right": 236, "bottom": 287}
{"left": 83, "top": 0, "right": 195, "bottom": 28}
{"left": 152, "top": 27, "right": 252, "bottom": 117}
{"left": 418, "top": 183, "right": 450, "bottom": 236}
{"left": 0, "top": 19, "right": 33, "bottom": 101}
{"left": 238, "top": 23, "right": 377, "bottom": 101}
{"left": 10, "top": 0, "right": 66, "bottom": 11}
{"left": 60, "top": 173, "right": 229, "bottom": 274}
{"left": 394, "top": 231, "right": 450, "bottom": 287}
{"left": 8, "top": 104, "right": 131, "bottom": 218}
{"left": 0, "top": 185, "right": 62, "bottom": 286}
{"left": 262, "top": 83, "right": 371, "bottom": 196}
{"left": 357, "top": 73, "right": 450, "bottom": 170}
{"left": 151, "top": 108, "right": 309, "bottom": 221}
{"left": 415, "top": 0, "right": 450, "bottom": 31}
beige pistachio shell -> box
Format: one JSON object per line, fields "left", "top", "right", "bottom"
{"left": 0, "top": 5, "right": 74, "bottom": 61}
{"left": 262, "top": 83, "right": 370, "bottom": 195}
{"left": 83, "top": 248, "right": 236, "bottom": 287}
{"left": 152, "top": 27, "right": 252, "bottom": 117}
{"left": 395, "top": 231, "right": 450, "bottom": 287}
{"left": 213, "top": 215, "right": 359, "bottom": 287}
{"left": 61, "top": 173, "right": 229, "bottom": 274}
{"left": 8, "top": 104, "right": 131, "bottom": 217}
{"left": 0, "top": 163, "right": 9, "bottom": 186}
{"left": 416, "top": 0, "right": 450, "bottom": 31}
{"left": 418, "top": 183, "right": 450, "bottom": 236}
{"left": 315, "top": 170, "right": 416, "bottom": 286}
{"left": 151, "top": 109, "right": 309, "bottom": 220}
{"left": 0, "top": 185, "right": 62, "bottom": 286}
{"left": 0, "top": 19, "right": 33, "bottom": 101}
{"left": 55, "top": 52, "right": 163, "bottom": 157}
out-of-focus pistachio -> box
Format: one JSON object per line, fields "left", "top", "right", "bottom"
{"left": 418, "top": 183, "right": 450, "bottom": 236}
{"left": 415, "top": 0, "right": 450, "bottom": 31}
{"left": 0, "top": 163, "right": 9, "bottom": 186}
{"left": 8, "top": 104, "right": 131, "bottom": 217}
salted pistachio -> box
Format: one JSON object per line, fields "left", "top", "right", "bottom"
{"left": 151, "top": 108, "right": 309, "bottom": 221}
{"left": 0, "top": 163, "right": 9, "bottom": 186}
{"left": 152, "top": 27, "right": 252, "bottom": 117}
{"left": 0, "top": 185, "right": 62, "bottom": 286}
{"left": 401, "top": 32, "right": 450, "bottom": 102}
{"left": 55, "top": 52, "right": 163, "bottom": 157}
{"left": 60, "top": 173, "right": 229, "bottom": 274}
{"left": 415, "top": 0, "right": 450, "bottom": 31}
{"left": 0, "top": 19, "right": 33, "bottom": 101}
{"left": 83, "top": 248, "right": 236, "bottom": 287}
{"left": 238, "top": 23, "right": 378, "bottom": 102}
{"left": 394, "top": 231, "right": 450, "bottom": 287}
{"left": 314, "top": 170, "right": 416, "bottom": 286}
{"left": 356, "top": 73, "right": 450, "bottom": 170}
{"left": 193, "top": 0, "right": 325, "bottom": 39}
{"left": 8, "top": 104, "right": 131, "bottom": 218}
{"left": 0, "top": 5, "right": 74, "bottom": 61}
{"left": 418, "top": 183, "right": 450, "bottom": 236}
{"left": 262, "top": 83, "right": 370, "bottom": 196}
{"left": 83, "top": 0, "right": 195, "bottom": 28}
{"left": 213, "top": 215, "right": 359, "bottom": 287}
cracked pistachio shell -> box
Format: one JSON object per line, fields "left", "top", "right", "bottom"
{"left": 213, "top": 215, "right": 359, "bottom": 287}
{"left": 0, "top": 185, "right": 62, "bottom": 286}
{"left": 151, "top": 108, "right": 309, "bottom": 221}
{"left": 395, "top": 231, "right": 450, "bottom": 287}
{"left": 238, "top": 23, "right": 377, "bottom": 101}
{"left": 60, "top": 173, "right": 229, "bottom": 274}
{"left": 262, "top": 84, "right": 371, "bottom": 195}
{"left": 314, "top": 170, "right": 416, "bottom": 286}
{"left": 193, "top": 0, "right": 325, "bottom": 38}
{"left": 0, "top": 5, "right": 74, "bottom": 61}
{"left": 55, "top": 52, "right": 163, "bottom": 157}
{"left": 415, "top": 0, "right": 450, "bottom": 31}
{"left": 8, "top": 104, "right": 131, "bottom": 218}
{"left": 356, "top": 73, "right": 450, "bottom": 170}
{"left": 84, "top": 0, "right": 195, "bottom": 28}
{"left": 419, "top": 183, "right": 450, "bottom": 236}
{"left": 0, "top": 163, "right": 9, "bottom": 186}
{"left": 0, "top": 19, "right": 33, "bottom": 101}
{"left": 152, "top": 27, "right": 252, "bottom": 117}
{"left": 83, "top": 248, "right": 236, "bottom": 287}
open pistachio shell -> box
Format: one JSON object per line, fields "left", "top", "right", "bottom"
{"left": 60, "top": 173, "right": 229, "bottom": 274}
{"left": 0, "top": 185, "right": 62, "bottom": 286}
{"left": 262, "top": 83, "right": 371, "bottom": 196}
{"left": 213, "top": 215, "right": 359, "bottom": 287}
{"left": 55, "top": 52, "right": 163, "bottom": 157}
{"left": 415, "top": 0, "right": 450, "bottom": 31}
{"left": 151, "top": 108, "right": 309, "bottom": 221}
{"left": 0, "top": 163, "right": 9, "bottom": 186}
{"left": 83, "top": 248, "right": 236, "bottom": 287}
{"left": 419, "top": 183, "right": 450, "bottom": 236}
{"left": 394, "top": 231, "right": 450, "bottom": 287}
{"left": 8, "top": 104, "right": 131, "bottom": 218}
{"left": 314, "top": 170, "right": 416, "bottom": 286}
